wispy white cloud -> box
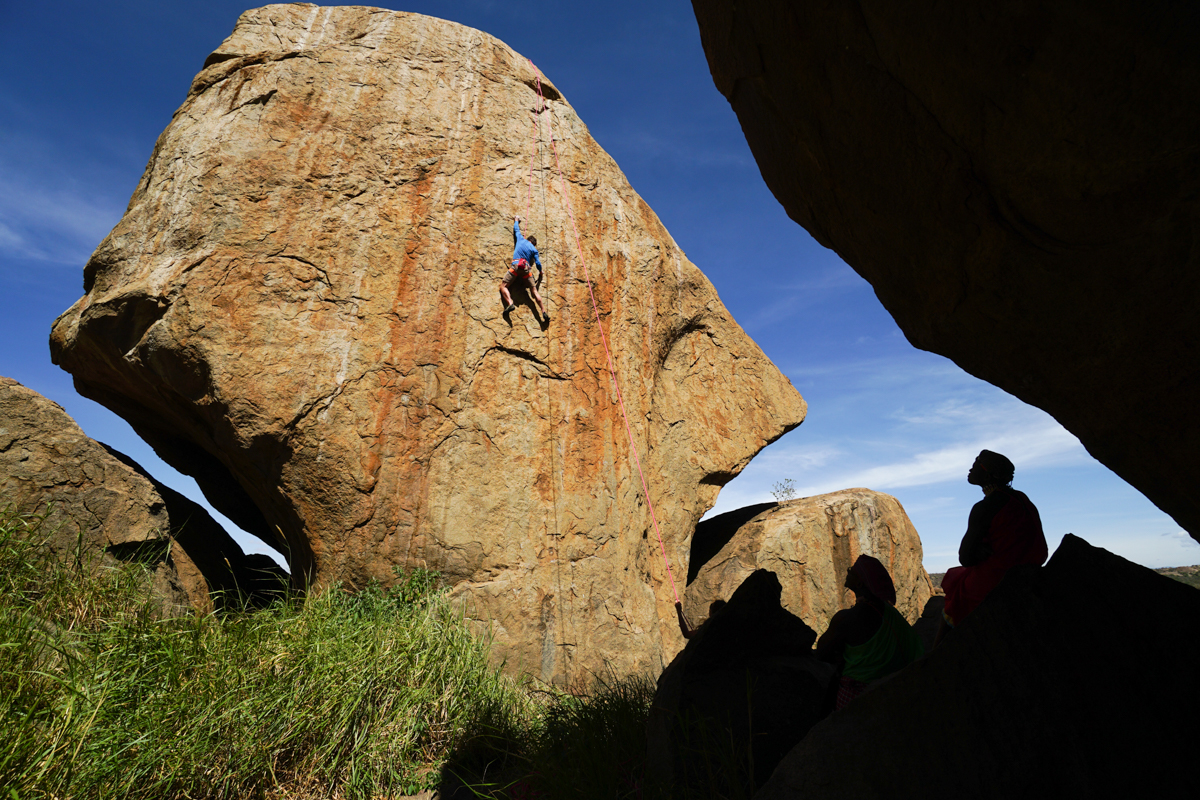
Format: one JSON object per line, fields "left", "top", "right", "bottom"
{"left": 741, "top": 263, "right": 871, "bottom": 331}
{"left": 749, "top": 442, "right": 843, "bottom": 472}
{"left": 785, "top": 352, "right": 960, "bottom": 384}
{"left": 791, "top": 378, "right": 1086, "bottom": 495}
{"left": 0, "top": 175, "right": 121, "bottom": 266}
{"left": 793, "top": 419, "right": 1084, "bottom": 497}
{"left": 892, "top": 397, "right": 983, "bottom": 425}
{"left": 0, "top": 131, "right": 127, "bottom": 268}
{"left": 708, "top": 356, "right": 1089, "bottom": 521}
{"left": 898, "top": 495, "right": 959, "bottom": 515}
{"left": 1085, "top": 527, "right": 1200, "bottom": 570}
{"left": 0, "top": 221, "right": 25, "bottom": 251}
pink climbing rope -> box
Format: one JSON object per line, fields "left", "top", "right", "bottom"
{"left": 525, "top": 86, "right": 540, "bottom": 223}
{"left": 527, "top": 60, "right": 681, "bottom": 606}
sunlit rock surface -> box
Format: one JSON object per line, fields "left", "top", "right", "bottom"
{"left": 50, "top": 4, "right": 806, "bottom": 679}
{"left": 685, "top": 490, "right": 933, "bottom": 635}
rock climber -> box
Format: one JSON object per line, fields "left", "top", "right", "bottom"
{"left": 500, "top": 215, "right": 550, "bottom": 323}
{"left": 935, "top": 449, "right": 1048, "bottom": 647}
{"left": 815, "top": 555, "right": 924, "bottom": 710}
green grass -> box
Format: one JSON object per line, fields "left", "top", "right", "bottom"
{"left": 0, "top": 506, "right": 700, "bottom": 800}
{"left": 0, "top": 504, "right": 538, "bottom": 799}
{"left": 0, "top": 504, "right": 742, "bottom": 799}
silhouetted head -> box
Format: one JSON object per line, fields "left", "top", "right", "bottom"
{"left": 968, "top": 449, "right": 1015, "bottom": 488}
{"left": 847, "top": 554, "right": 897, "bottom": 605}
{"left": 728, "top": 569, "right": 783, "bottom": 614}
{"left": 527, "top": 234, "right": 538, "bottom": 247}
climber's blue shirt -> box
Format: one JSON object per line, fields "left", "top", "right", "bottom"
{"left": 512, "top": 220, "right": 542, "bottom": 269}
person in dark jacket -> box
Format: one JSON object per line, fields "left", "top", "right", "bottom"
{"left": 936, "top": 449, "right": 1048, "bottom": 646}
{"left": 500, "top": 216, "right": 549, "bottom": 322}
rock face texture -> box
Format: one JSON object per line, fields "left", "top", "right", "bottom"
{"left": 0, "top": 376, "right": 282, "bottom": 613}
{"left": 692, "top": 0, "right": 1200, "bottom": 542}
{"left": 685, "top": 491, "right": 932, "bottom": 635}
{"left": 49, "top": 4, "right": 805, "bottom": 680}
{"left": 756, "top": 535, "right": 1200, "bottom": 798}
{"left": 646, "top": 570, "right": 834, "bottom": 798}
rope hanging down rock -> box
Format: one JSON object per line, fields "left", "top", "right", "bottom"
{"left": 526, "top": 71, "right": 573, "bottom": 673}
{"left": 526, "top": 59, "right": 681, "bottom": 607}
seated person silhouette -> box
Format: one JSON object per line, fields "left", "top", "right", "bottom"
{"left": 936, "top": 449, "right": 1048, "bottom": 647}
{"left": 816, "top": 555, "right": 924, "bottom": 710}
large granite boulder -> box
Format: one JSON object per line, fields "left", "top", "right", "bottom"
{"left": 646, "top": 570, "right": 835, "bottom": 798}
{"left": 757, "top": 535, "right": 1200, "bottom": 799}
{"left": 49, "top": 4, "right": 806, "bottom": 679}
{"left": 691, "top": 0, "right": 1200, "bottom": 543}
{"left": 686, "top": 490, "right": 932, "bottom": 635}
{"left": 0, "top": 376, "right": 284, "bottom": 613}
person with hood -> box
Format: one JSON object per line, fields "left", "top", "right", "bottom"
{"left": 936, "top": 449, "right": 1048, "bottom": 646}
{"left": 500, "top": 216, "right": 550, "bottom": 323}
{"left": 816, "top": 554, "right": 924, "bottom": 710}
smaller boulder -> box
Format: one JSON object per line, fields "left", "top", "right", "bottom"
{"left": 686, "top": 490, "right": 933, "bottom": 636}
{"left": 0, "top": 376, "right": 286, "bottom": 612}
{"left": 646, "top": 570, "right": 835, "bottom": 797}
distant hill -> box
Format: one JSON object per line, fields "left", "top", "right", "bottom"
{"left": 928, "top": 565, "right": 1200, "bottom": 591}
{"left": 1154, "top": 565, "right": 1200, "bottom": 589}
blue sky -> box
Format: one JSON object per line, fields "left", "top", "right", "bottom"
{"left": 2, "top": 0, "right": 1196, "bottom": 572}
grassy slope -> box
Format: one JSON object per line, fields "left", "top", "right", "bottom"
{"left": 0, "top": 505, "right": 669, "bottom": 800}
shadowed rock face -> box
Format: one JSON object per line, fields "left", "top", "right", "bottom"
{"left": 757, "top": 535, "right": 1200, "bottom": 799}
{"left": 692, "top": 0, "right": 1200, "bottom": 542}
{"left": 685, "top": 490, "right": 933, "bottom": 636}
{"left": 0, "top": 376, "right": 284, "bottom": 612}
{"left": 50, "top": 5, "right": 805, "bottom": 679}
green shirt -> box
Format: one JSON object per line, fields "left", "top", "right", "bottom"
{"left": 842, "top": 603, "right": 924, "bottom": 683}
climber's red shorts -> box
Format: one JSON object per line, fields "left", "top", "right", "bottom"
{"left": 502, "top": 258, "right": 535, "bottom": 287}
